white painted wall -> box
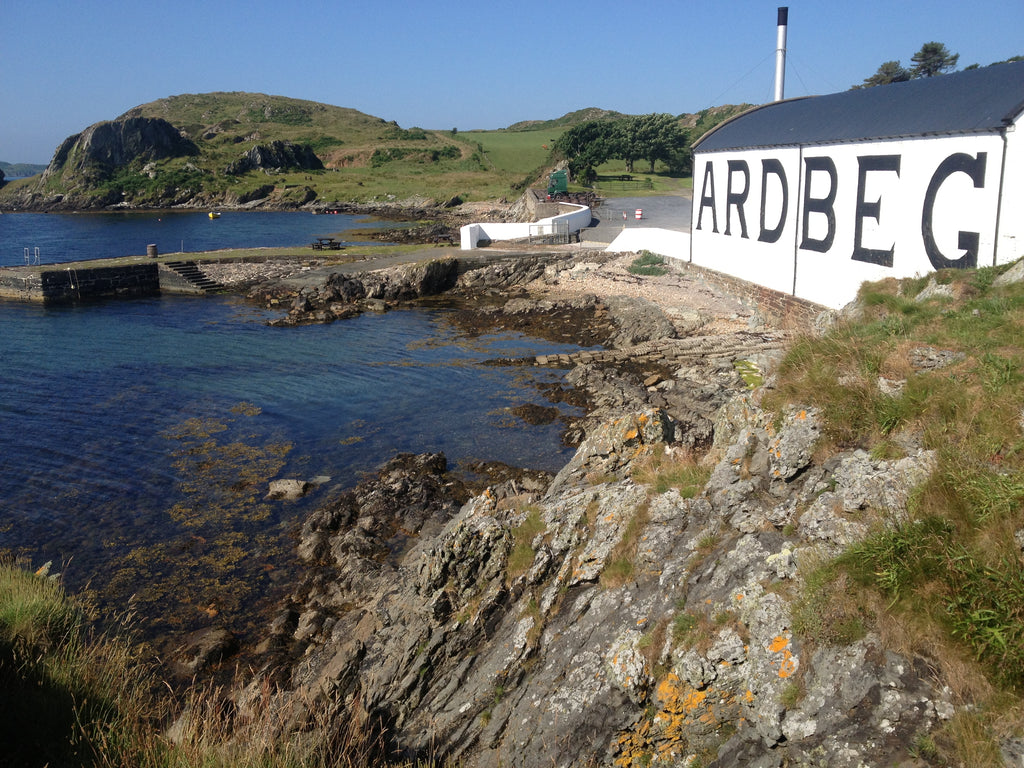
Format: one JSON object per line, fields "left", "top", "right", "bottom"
{"left": 460, "top": 203, "right": 592, "bottom": 249}
{"left": 691, "top": 131, "right": 1017, "bottom": 309}
{"left": 998, "top": 127, "right": 1023, "bottom": 263}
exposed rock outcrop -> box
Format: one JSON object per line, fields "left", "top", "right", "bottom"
{"left": 2, "top": 116, "right": 202, "bottom": 209}
{"left": 214, "top": 380, "right": 951, "bottom": 767}
{"left": 198, "top": 291, "right": 950, "bottom": 767}
{"left": 43, "top": 117, "right": 198, "bottom": 184}
{"left": 225, "top": 140, "right": 324, "bottom": 175}
{"left": 253, "top": 257, "right": 462, "bottom": 326}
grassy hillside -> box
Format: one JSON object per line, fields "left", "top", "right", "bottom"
{"left": 768, "top": 265, "right": 1024, "bottom": 762}
{"left": 0, "top": 94, "right": 748, "bottom": 210}
{"left": 124, "top": 92, "right": 523, "bottom": 204}
{"left": 0, "top": 93, "right": 606, "bottom": 208}
{"left": 504, "top": 107, "right": 625, "bottom": 132}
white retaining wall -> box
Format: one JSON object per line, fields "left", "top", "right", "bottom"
{"left": 460, "top": 203, "right": 592, "bottom": 249}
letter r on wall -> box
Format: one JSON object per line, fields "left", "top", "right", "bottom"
{"left": 725, "top": 160, "right": 750, "bottom": 238}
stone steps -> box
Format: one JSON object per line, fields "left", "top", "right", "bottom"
{"left": 163, "top": 260, "right": 226, "bottom": 294}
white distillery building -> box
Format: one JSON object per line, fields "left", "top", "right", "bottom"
{"left": 689, "top": 61, "right": 1024, "bottom": 309}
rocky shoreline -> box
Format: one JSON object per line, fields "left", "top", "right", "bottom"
{"left": 164, "top": 250, "right": 971, "bottom": 767}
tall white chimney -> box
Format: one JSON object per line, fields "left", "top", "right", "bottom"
{"left": 774, "top": 7, "right": 788, "bottom": 102}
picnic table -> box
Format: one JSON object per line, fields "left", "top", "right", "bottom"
{"left": 312, "top": 237, "right": 343, "bottom": 250}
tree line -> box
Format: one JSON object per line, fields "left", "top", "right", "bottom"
{"left": 856, "top": 41, "right": 1022, "bottom": 88}
{"left": 552, "top": 113, "right": 690, "bottom": 184}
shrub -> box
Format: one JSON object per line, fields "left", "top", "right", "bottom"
{"left": 628, "top": 251, "right": 669, "bottom": 276}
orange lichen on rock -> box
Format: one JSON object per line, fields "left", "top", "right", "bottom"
{"left": 614, "top": 669, "right": 749, "bottom": 766}
{"left": 766, "top": 634, "right": 798, "bottom": 678}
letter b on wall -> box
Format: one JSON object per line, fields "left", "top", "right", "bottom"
{"left": 800, "top": 157, "right": 837, "bottom": 253}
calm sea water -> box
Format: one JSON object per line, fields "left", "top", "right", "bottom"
{"left": 0, "top": 214, "right": 585, "bottom": 644}
{"left": 0, "top": 210, "right": 380, "bottom": 267}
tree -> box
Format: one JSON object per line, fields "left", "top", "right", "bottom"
{"left": 854, "top": 60, "right": 912, "bottom": 89}
{"left": 612, "top": 116, "right": 643, "bottom": 174}
{"left": 632, "top": 113, "right": 687, "bottom": 174}
{"left": 552, "top": 120, "right": 616, "bottom": 180}
{"left": 854, "top": 42, "right": 960, "bottom": 89}
{"left": 911, "top": 41, "right": 959, "bottom": 78}
{"left": 552, "top": 113, "right": 688, "bottom": 181}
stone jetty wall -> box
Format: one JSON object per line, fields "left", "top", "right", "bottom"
{"left": 0, "top": 264, "right": 161, "bottom": 303}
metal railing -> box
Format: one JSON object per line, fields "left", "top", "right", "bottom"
{"left": 591, "top": 177, "right": 655, "bottom": 191}
{"left": 529, "top": 220, "right": 570, "bottom": 245}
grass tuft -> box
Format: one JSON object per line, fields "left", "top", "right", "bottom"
{"left": 631, "top": 445, "right": 710, "bottom": 498}
{"left": 505, "top": 505, "right": 546, "bottom": 584}
{"left": 627, "top": 251, "right": 670, "bottom": 276}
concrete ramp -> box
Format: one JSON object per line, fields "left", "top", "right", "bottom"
{"left": 604, "top": 228, "right": 691, "bottom": 261}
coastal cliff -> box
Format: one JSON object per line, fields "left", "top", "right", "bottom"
{"left": 164, "top": 252, "right": 1024, "bottom": 766}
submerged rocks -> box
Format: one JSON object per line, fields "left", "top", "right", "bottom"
{"left": 266, "top": 478, "right": 311, "bottom": 500}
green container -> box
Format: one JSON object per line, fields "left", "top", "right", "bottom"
{"left": 547, "top": 170, "right": 568, "bottom": 196}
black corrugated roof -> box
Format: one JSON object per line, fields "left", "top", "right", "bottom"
{"left": 693, "top": 60, "right": 1024, "bottom": 152}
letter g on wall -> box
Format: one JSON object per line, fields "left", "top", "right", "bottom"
{"left": 922, "top": 152, "right": 987, "bottom": 270}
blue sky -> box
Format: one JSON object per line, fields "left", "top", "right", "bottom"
{"left": 3, "top": 0, "right": 1022, "bottom": 164}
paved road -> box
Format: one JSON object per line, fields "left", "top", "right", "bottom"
{"left": 582, "top": 194, "right": 692, "bottom": 245}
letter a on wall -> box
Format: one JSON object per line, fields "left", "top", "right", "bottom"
{"left": 697, "top": 163, "right": 718, "bottom": 233}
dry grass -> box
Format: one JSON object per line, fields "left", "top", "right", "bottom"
{"left": 600, "top": 501, "right": 652, "bottom": 589}
{"left": 505, "top": 505, "right": 546, "bottom": 585}
{"left": 0, "top": 560, "right": 453, "bottom": 768}
{"left": 630, "top": 444, "right": 710, "bottom": 498}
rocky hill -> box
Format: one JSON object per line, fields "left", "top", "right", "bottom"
{"left": 0, "top": 93, "right": 648, "bottom": 212}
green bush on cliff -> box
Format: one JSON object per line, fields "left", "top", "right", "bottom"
{"left": 769, "top": 265, "right": 1024, "bottom": 693}
{"left": 628, "top": 251, "right": 669, "bottom": 276}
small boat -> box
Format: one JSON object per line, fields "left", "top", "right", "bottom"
{"left": 208, "top": 212, "right": 221, "bottom": 219}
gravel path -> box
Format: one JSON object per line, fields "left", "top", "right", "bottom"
{"left": 525, "top": 250, "right": 756, "bottom": 335}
